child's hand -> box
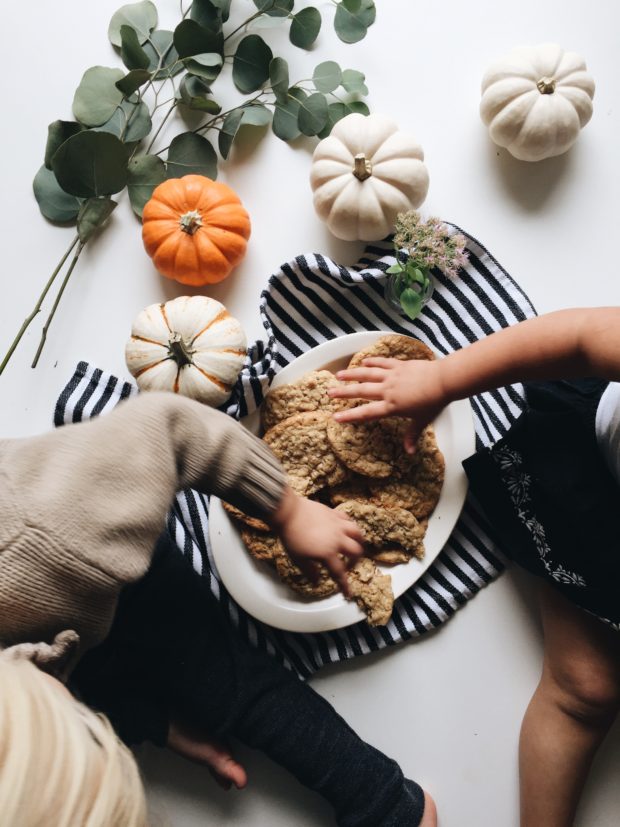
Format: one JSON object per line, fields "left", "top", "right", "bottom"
{"left": 329, "top": 357, "right": 449, "bottom": 454}
{"left": 168, "top": 718, "right": 248, "bottom": 791}
{"left": 269, "top": 488, "right": 364, "bottom": 596}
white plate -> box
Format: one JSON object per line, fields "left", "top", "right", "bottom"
{"left": 210, "top": 331, "right": 476, "bottom": 633}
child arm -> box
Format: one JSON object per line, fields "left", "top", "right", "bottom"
{"left": 330, "top": 307, "right": 620, "bottom": 451}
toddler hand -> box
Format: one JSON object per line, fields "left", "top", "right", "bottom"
{"left": 329, "top": 357, "right": 448, "bottom": 453}
{"left": 269, "top": 488, "right": 364, "bottom": 596}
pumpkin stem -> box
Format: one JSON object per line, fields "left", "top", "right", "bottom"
{"left": 537, "top": 77, "right": 556, "bottom": 95}
{"left": 179, "top": 210, "right": 203, "bottom": 235}
{"left": 168, "top": 333, "right": 194, "bottom": 367}
{"left": 353, "top": 153, "right": 372, "bottom": 181}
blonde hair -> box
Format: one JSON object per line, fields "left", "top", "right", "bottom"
{"left": 0, "top": 658, "right": 147, "bottom": 827}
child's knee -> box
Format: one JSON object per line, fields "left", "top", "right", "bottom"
{"left": 544, "top": 659, "right": 620, "bottom": 724}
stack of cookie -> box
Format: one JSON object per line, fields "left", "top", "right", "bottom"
{"left": 223, "top": 335, "right": 445, "bottom": 627}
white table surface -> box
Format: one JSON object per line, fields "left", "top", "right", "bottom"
{"left": 2, "top": 1, "right": 619, "bottom": 824}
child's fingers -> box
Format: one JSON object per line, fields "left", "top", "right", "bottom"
{"left": 360, "top": 357, "right": 401, "bottom": 369}
{"left": 332, "top": 401, "right": 389, "bottom": 423}
{"left": 339, "top": 535, "right": 364, "bottom": 559}
{"left": 334, "top": 367, "right": 387, "bottom": 383}
{"left": 338, "top": 516, "right": 365, "bottom": 545}
{"left": 297, "top": 558, "right": 320, "bottom": 583}
{"left": 324, "top": 555, "right": 351, "bottom": 596}
{"left": 404, "top": 421, "right": 422, "bottom": 455}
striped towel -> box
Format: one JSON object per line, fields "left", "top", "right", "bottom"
{"left": 55, "top": 227, "right": 537, "bottom": 678}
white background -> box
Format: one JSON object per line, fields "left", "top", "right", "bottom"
{"left": 1, "top": 1, "right": 619, "bottom": 825}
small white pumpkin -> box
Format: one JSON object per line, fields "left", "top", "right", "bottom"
{"left": 125, "top": 295, "right": 247, "bottom": 406}
{"left": 310, "top": 113, "right": 429, "bottom": 241}
{"left": 480, "top": 43, "right": 595, "bottom": 162}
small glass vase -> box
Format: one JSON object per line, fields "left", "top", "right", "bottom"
{"left": 384, "top": 269, "right": 434, "bottom": 320}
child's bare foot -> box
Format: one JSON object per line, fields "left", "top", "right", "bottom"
{"left": 167, "top": 719, "right": 248, "bottom": 790}
{"left": 420, "top": 791, "right": 438, "bottom": 826}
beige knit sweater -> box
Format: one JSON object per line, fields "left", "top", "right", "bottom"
{"left": 0, "top": 392, "right": 286, "bottom": 663}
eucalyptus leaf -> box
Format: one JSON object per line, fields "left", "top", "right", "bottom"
{"left": 116, "top": 68, "right": 152, "bottom": 96}
{"left": 179, "top": 76, "right": 221, "bottom": 114}
{"left": 297, "top": 92, "right": 328, "bottom": 136}
{"left": 342, "top": 0, "right": 361, "bottom": 10}
{"left": 127, "top": 154, "right": 166, "bottom": 216}
{"left": 233, "top": 35, "right": 273, "bottom": 94}
{"left": 183, "top": 52, "right": 223, "bottom": 83}
{"left": 385, "top": 262, "right": 403, "bottom": 274}
{"left": 210, "top": 0, "right": 232, "bottom": 21}
{"left": 72, "top": 66, "right": 125, "bottom": 127}
{"left": 174, "top": 18, "right": 223, "bottom": 58}
{"left": 166, "top": 132, "right": 218, "bottom": 179}
{"left": 52, "top": 131, "right": 129, "bottom": 198}
{"left": 312, "top": 61, "right": 341, "bottom": 93}
{"left": 272, "top": 95, "right": 302, "bottom": 141}
{"left": 317, "top": 101, "right": 346, "bottom": 138}
{"left": 108, "top": 1, "right": 158, "bottom": 47}
{"left": 345, "top": 100, "right": 369, "bottom": 115}
{"left": 44, "top": 121, "right": 83, "bottom": 169}
{"left": 253, "top": 0, "right": 294, "bottom": 17}
{"left": 143, "top": 30, "right": 182, "bottom": 79}
{"left": 341, "top": 68, "right": 368, "bottom": 95}
{"left": 190, "top": 0, "right": 222, "bottom": 30}
{"left": 334, "top": 0, "right": 375, "bottom": 43}
{"left": 269, "top": 57, "right": 289, "bottom": 105}
{"left": 240, "top": 103, "right": 271, "bottom": 126}
{"left": 120, "top": 24, "right": 151, "bottom": 70}
{"left": 218, "top": 109, "right": 244, "bottom": 160}
{"left": 399, "top": 287, "right": 423, "bottom": 320}
{"left": 289, "top": 7, "right": 321, "bottom": 48}
{"left": 77, "top": 197, "right": 117, "bottom": 243}
{"left": 94, "top": 98, "right": 152, "bottom": 143}
{"left": 33, "top": 165, "right": 81, "bottom": 223}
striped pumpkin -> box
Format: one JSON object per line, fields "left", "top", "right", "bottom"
{"left": 125, "top": 295, "right": 247, "bottom": 406}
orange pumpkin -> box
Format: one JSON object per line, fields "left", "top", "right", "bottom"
{"left": 142, "top": 175, "right": 251, "bottom": 286}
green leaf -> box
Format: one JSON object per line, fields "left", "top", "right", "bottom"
{"left": 127, "top": 154, "right": 166, "bottom": 216}
{"left": 334, "top": 0, "right": 375, "bottom": 43}
{"left": 190, "top": 0, "right": 222, "bottom": 30}
{"left": 52, "top": 131, "right": 129, "bottom": 198}
{"left": 297, "top": 92, "right": 328, "bottom": 136}
{"left": 289, "top": 7, "right": 321, "bottom": 48}
{"left": 317, "top": 101, "right": 347, "bottom": 138}
{"left": 179, "top": 76, "right": 221, "bottom": 114}
{"left": 312, "top": 61, "right": 342, "bottom": 93}
{"left": 33, "top": 165, "right": 81, "bottom": 223}
{"left": 218, "top": 109, "right": 244, "bottom": 160}
{"left": 108, "top": 1, "right": 158, "bottom": 47}
{"left": 77, "top": 197, "right": 117, "bottom": 243}
{"left": 120, "top": 24, "right": 150, "bottom": 70}
{"left": 166, "top": 132, "right": 218, "bottom": 179}
{"left": 233, "top": 35, "right": 273, "bottom": 94}
{"left": 399, "top": 287, "right": 423, "bottom": 320}
{"left": 269, "top": 57, "right": 289, "bottom": 105}
{"left": 210, "top": 0, "right": 232, "bottom": 21}
{"left": 44, "top": 121, "right": 84, "bottom": 169}
{"left": 94, "top": 98, "right": 152, "bottom": 142}
{"left": 183, "top": 52, "right": 223, "bottom": 83}
{"left": 341, "top": 68, "right": 368, "bottom": 95}
{"left": 116, "top": 68, "right": 152, "bottom": 96}
{"left": 174, "top": 18, "right": 223, "bottom": 58}
{"left": 272, "top": 94, "right": 302, "bottom": 141}
{"left": 345, "top": 99, "right": 370, "bottom": 115}
{"left": 143, "top": 30, "right": 183, "bottom": 79}
{"left": 385, "top": 262, "right": 404, "bottom": 274}
{"left": 240, "top": 103, "right": 271, "bottom": 126}
{"left": 253, "top": 0, "right": 294, "bottom": 17}
{"left": 342, "top": 0, "right": 361, "bottom": 10}
{"left": 72, "top": 66, "right": 125, "bottom": 127}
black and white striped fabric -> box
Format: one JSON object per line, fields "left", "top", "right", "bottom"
{"left": 55, "top": 226, "right": 537, "bottom": 679}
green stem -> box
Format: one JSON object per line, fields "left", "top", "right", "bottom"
{"left": 31, "top": 241, "right": 85, "bottom": 369}
{"left": 145, "top": 101, "right": 177, "bottom": 154}
{"left": 224, "top": 10, "right": 264, "bottom": 41}
{"left": 0, "top": 234, "right": 80, "bottom": 376}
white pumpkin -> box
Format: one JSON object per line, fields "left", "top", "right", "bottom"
{"left": 480, "top": 43, "right": 595, "bottom": 162}
{"left": 310, "top": 113, "right": 429, "bottom": 241}
{"left": 125, "top": 295, "right": 247, "bottom": 406}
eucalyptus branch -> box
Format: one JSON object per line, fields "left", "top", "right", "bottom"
{"left": 224, "top": 10, "right": 264, "bottom": 41}
{"left": 145, "top": 101, "right": 177, "bottom": 154}
{"left": 0, "top": 235, "right": 80, "bottom": 375}
{"left": 31, "top": 241, "right": 86, "bottom": 369}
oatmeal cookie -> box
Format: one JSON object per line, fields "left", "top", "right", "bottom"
{"left": 328, "top": 475, "right": 373, "bottom": 506}
{"left": 347, "top": 334, "right": 435, "bottom": 369}
{"left": 272, "top": 545, "right": 339, "bottom": 599}
{"left": 326, "top": 416, "right": 410, "bottom": 479}
{"left": 369, "top": 548, "right": 411, "bottom": 566}
{"left": 264, "top": 411, "right": 347, "bottom": 497}
{"left": 347, "top": 557, "right": 394, "bottom": 626}
{"left": 241, "top": 528, "right": 280, "bottom": 564}
{"left": 261, "top": 370, "right": 351, "bottom": 431}
{"left": 335, "top": 500, "right": 425, "bottom": 560}
{"left": 223, "top": 500, "right": 270, "bottom": 532}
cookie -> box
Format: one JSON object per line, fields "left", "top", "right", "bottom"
{"left": 223, "top": 500, "right": 270, "bottom": 532}
{"left": 263, "top": 411, "right": 348, "bottom": 497}
{"left": 272, "top": 545, "right": 339, "bottom": 599}
{"left": 326, "top": 416, "right": 410, "bottom": 479}
{"left": 241, "top": 528, "right": 280, "bottom": 564}
{"left": 328, "top": 475, "right": 373, "bottom": 506}
{"left": 261, "top": 370, "right": 352, "bottom": 431}
{"left": 347, "top": 557, "right": 394, "bottom": 626}
{"left": 347, "top": 334, "right": 435, "bottom": 369}
{"left": 369, "top": 548, "right": 411, "bottom": 566}
{"left": 335, "top": 500, "right": 425, "bottom": 560}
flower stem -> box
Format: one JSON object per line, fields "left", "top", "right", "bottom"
{"left": 0, "top": 234, "right": 80, "bottom": 376}
{"left": 31, "top": 241, "right": 85, "bottom": 369}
